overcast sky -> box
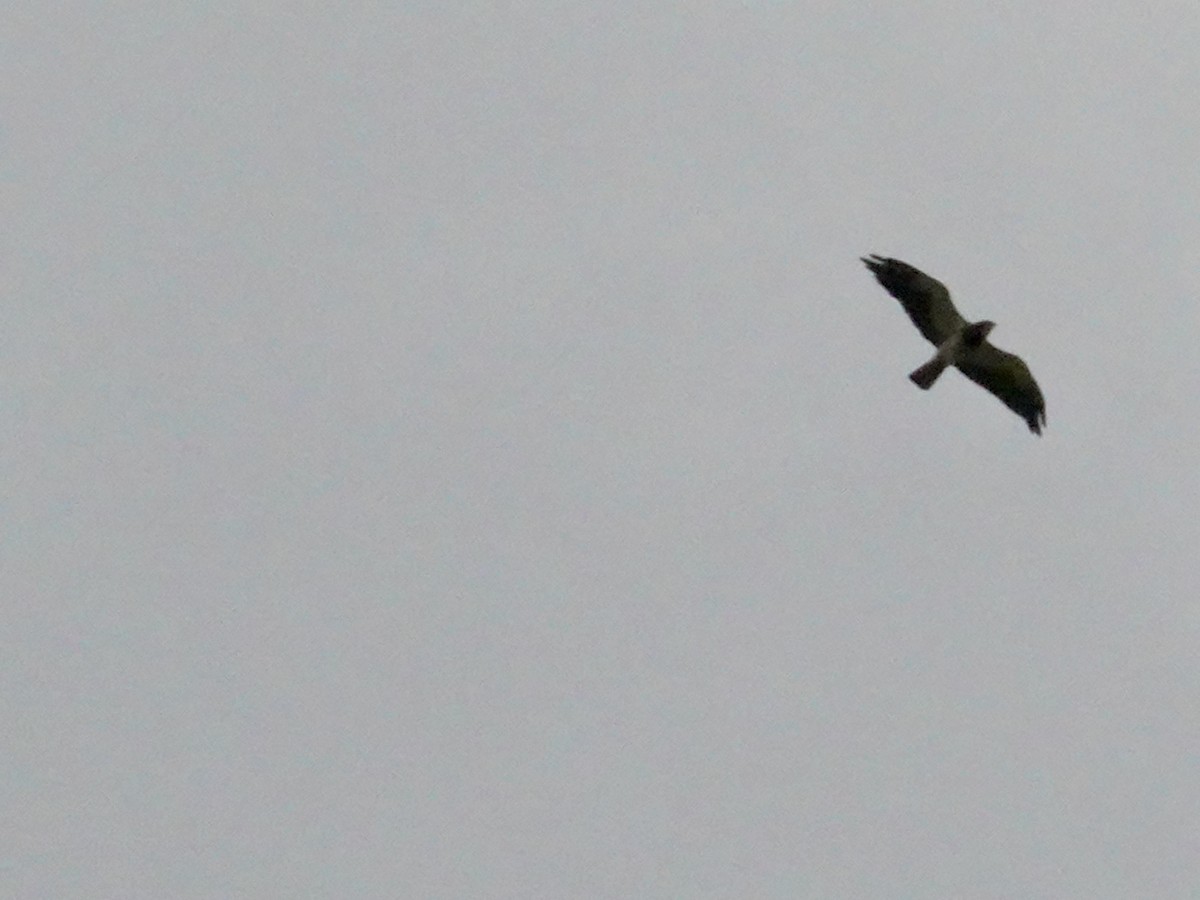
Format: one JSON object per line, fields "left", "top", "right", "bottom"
{"left": 5, "top": 4, "right": 1200, "bottom": 898}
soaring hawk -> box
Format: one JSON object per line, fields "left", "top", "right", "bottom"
{"left": 861, "top": 255, "right": 1046, "bottom": 435}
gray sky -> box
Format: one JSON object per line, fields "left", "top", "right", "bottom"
{"left": 5, "top": 3, "right": 1199, "bottom": 897}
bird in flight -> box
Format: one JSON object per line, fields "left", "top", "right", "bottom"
{"left": 861, "top": 255, "right": 1046, "bottom": 435}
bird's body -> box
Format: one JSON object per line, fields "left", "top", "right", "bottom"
{"left": 861, "top": 255, "right": 1046, "bottom": 435}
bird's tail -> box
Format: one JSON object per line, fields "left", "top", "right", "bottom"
{"left": 909, "top": 356, "right": 949, "bottom": 390}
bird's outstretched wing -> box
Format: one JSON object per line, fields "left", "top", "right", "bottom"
{"left": 956, "top": 342, "right": 1047, "bottom": 435}
{"left": 861, "top": 255, "right": 967, "bottom": 345}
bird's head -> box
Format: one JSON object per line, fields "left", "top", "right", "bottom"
{"left": 963, "top": 320, "right": 996, "bottom": 346}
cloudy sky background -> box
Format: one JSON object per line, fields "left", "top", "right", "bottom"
{"left": 5, "top": 3, "right": 1199, "bottom": 897}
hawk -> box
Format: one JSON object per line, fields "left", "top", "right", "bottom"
{"left": 861, "top": 254, "right": 1046, "bottom": 435}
